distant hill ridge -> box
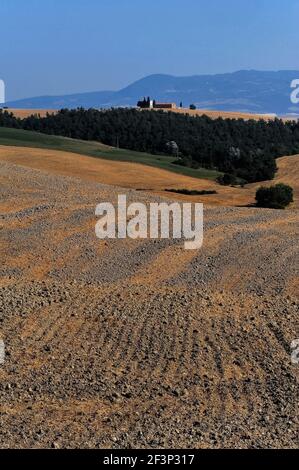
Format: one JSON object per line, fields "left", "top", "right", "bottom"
{"left": 4, "top": 70, "right": 299, "bottom": 115}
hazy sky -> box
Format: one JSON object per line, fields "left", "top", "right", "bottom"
{"left": 0, "top": 0, "right": 298, "bottom": 101}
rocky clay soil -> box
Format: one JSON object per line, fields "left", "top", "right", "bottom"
{"left": 0, "top": 161, "right": 298, "bottom": 449}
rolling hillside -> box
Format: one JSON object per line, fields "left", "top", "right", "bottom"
{"left": 0, "top": 127, "right": 221, "bottom": 181}
{"left": 1, "top": 121, "right": 298, "bottom": 450}
{"left": 0, "top": 143, "right": 297, "bottom": 209}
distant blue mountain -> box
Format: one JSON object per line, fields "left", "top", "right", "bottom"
{"left": 4, "top": 70, "right": 299, "bottom": 115}
{"left": 4, "top": 90, "right": 115, "bottom": 110}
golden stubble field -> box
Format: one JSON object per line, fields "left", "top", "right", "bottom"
{"left": 153, "top": 107, "right": 278, "bottom": 121}
{"left": 0, "top": 145, "right": 298, "bottom": 209}
{"left": 6, "top": 107, "right": 290, "bottom": 121}
{"left": 3, "top": 109, "right": 57, "bottom": 118}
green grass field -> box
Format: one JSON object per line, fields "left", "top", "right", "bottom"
{"left": 0, "top": 127, "right": 222, "bottom": 180}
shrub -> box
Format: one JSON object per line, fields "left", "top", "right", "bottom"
{"left": 165, "top": 189, "right": 217, "bottom": 196}
{"left": 255, "top": 183, "right": 293, "bottom": 209}
{"left": 217, "top": 173, "right": 237, "bottom": 186}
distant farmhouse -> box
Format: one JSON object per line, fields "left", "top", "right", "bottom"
{"left": 137, "top": 97, "right": 176, "bottom": 110}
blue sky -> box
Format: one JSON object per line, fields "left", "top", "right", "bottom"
{"left": 0, "top": 0, "right": 298, "bottom": 101}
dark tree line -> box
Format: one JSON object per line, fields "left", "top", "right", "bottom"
{"left": 1, "top": 107, "right": 299, "bottom": 183}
